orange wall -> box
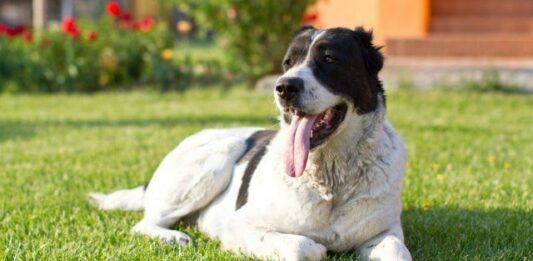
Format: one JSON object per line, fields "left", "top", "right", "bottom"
{"left": 133, "top": 0, "right": 160, "bottom": 18}
{"left": 312, "top": 0, "right": 429, "bottom": 46}
{"left": 377, "top": 0, "right": 430, "bottom": 43}
{"left": 311, "top": 0, "right": 379, "bottom": 31}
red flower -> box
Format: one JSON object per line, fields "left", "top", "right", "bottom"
{"left": 121, "top": 11, "right": 132, "bottom": 22}
{"left": 72, "top": 30, "right": 81, "bottom": 39}
{"left": 61, "top": 17, "right": 76, "bottom": 32}
{"left": 139, "top": 17, "right": 155, "bottom": 32}
{"left": 87, "top": 31, "right": 98, "bottom": 42}
{"left": 12, "top": 25, "right": 27, "bottom": 36}
{"left": 0, "top": 24, "right": 26, "bottom": 37}
{"left": 23, "top": 31, "right": 32, "bottom": 42}
{"left": 130, "top": 21, "right": 140, "bottom": 31}
{"left": 62, "top": 17, "right": 80, "bottom": 38}
{"left": 118, "top": 11, "right": 133, "bottom": 29}
{"left": 106, "top": 1, "right": 121, "bottom": 17}
{"left": 302, "top": 12, "right": 319, "bottom": 23}
{"left": 0, "top": 23, "right": 7, "bottom": 36}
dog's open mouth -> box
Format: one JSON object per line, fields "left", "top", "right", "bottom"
{"left": 309, "top": 104, "right": 347, "bottom": 149}
{"left": 283, "top": 103, "right": 347, "bottom": 177}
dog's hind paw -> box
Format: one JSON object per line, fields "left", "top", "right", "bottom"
{"left": 87, "top": 192, "right": 106, "bottom": 208}
{"left": 132, "top": 220, "right": 192, "bottom": 245}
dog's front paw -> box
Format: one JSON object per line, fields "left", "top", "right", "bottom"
{"left": 157, "top": 230, "right": 192, "bottom": 245}
{"left": 276, "top": 235, "right": 327, "bottom": 261}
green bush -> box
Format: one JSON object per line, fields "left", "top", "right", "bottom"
{"left": 0, "top": 1, "right": 317, "bottom": 93}
{"left": 170, "top": 0, "right": 317, "bottom": 83}
{"left": 0, "top": 14, "right": 176, "bottom": 93}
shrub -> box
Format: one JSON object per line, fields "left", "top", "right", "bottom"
{"left": 170, "top": 0, "right": 317, "bottom": 83}
{"left": 0, "top": 2, "right": 174, "bottom": 93}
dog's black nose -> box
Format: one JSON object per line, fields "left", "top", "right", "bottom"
{"left": 275, "top": 77, "right": 303, "bottom": 101}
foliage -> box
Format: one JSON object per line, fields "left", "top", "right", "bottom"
{"left": 1, "top": 0, "right": 319, "bottom": 92}
{"left": 0, "top": 3, "right": 176, "bottom": 93}
{"left": 169, "top": 0, "right": 317, "bottom": 83}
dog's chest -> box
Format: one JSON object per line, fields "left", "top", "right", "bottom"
{"left": 247, "top": 168, "right": 334, "bottom": 232}
{"left": 243, "top": 153, "right": 386, "bottom": 249}
{"left": 247, "top": 172, "right": 373, "bottom": 248}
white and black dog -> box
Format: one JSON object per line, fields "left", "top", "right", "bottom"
{"left": 89, "top": 26, "right": 412, "bottom": 261}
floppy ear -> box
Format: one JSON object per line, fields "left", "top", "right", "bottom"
{"left": 293, "top": 25, "right": 315, "bottom": 37}
{"left": 353, "top": 27, "right": 384, "bottom": 75}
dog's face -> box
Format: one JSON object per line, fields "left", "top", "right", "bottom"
{"left": 275, "top": 26, "right": 385, "bottom": 151}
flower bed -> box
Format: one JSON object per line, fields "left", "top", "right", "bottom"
{"left": 0, "top": 1, "right": 187, "bottom": 93}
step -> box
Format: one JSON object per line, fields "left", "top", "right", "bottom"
{"left": 431, "top": 0, "right": 533, "bottom": 16}
{"left": 430, "top": 17, "right": 533, "bottom": 33}
{"left": 386, "top": 34, "right": 533, "bottom": 57}
{"left": 381, "top": 57, "right": 533, "bottom": 91}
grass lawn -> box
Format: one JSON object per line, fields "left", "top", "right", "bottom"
{"left": 0, "top": 86, "right": 531, "bottom": 260}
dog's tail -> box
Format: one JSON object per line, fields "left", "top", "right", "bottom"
{"left": 88, "top": 184, "right": 146, "bottom": 211}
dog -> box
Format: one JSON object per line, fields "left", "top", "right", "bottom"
{"left": 89, "top": 26, "right": 412, "bottom": 261}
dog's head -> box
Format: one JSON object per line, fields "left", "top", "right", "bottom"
{"left": 275, "top": 26, "right": 385, "bottom": 177}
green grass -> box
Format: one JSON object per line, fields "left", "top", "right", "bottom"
{"left": 0, "top": 87, "right": 531, "bottom": 260}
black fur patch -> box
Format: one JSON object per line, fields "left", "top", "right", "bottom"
{"left": 235, "top": 130, "right": 276, "bottom": 210}
{"left": 282, "top": 27, "right": 315, "bottom": 72}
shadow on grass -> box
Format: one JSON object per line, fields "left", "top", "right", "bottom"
{"left": 402, "top": 206, "right": 533, "bottom": 260}
{"left": 173, "top": 207, "right": 532, "bottom": 260}
{"left": 0, "top": 119, "right": 38, "bottom": 143}
{"left": 408, "top": 124, "right": 496, "bottom": 135}
{"left": 54, "top": 115, "right": 277, "bottom": 129}
{"left": 0, "top": 114, "right": 277, "bottom": 143}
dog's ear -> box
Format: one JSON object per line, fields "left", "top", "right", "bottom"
{"left": 353, "top": 27, "right": 384, "bottom": 75}
{"left": 293, "top": 25, "right": 315, "bottom": 37}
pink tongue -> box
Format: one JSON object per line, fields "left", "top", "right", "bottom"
{"left": 284, "top": 114, "right": 317, "bottom": 177}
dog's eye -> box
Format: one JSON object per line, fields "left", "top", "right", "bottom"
{"left": 324, "top": 55, "right": 336, "bottom": 64}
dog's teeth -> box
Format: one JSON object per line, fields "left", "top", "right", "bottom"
{"left": 324, "top": 110, "right": 335, "bottom": 121}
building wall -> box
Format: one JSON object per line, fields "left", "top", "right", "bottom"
{"left": 311, "top": 0, "right": 429, "bottom": 46}
{"left": 0, "top": 0, "right": 32, "bottom": 25}
{"left": 378, "top": 0, "right": 429, "bottom": 43}
{"left": 132, "top": 0, "right": 160, "bottom": 18}
{"left": 311, "top": 0, "right": 379, "bottom": 31}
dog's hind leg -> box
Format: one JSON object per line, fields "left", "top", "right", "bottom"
{"left": 131, "top": 128, "right": 260, "bottom": 244}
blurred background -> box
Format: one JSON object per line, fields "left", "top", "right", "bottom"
{"left": 1, "top": 0, "right": 532, "bottom": 93}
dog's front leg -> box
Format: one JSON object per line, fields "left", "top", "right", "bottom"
{"left": 219, "top": 220, "right": 326, "bottom": 261}
{"left": 357, "top": 225, "right": 412, "bottom": 261}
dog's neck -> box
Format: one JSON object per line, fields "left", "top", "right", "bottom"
{"left": 306, "top": 101, "right": 386, "bottom": 202}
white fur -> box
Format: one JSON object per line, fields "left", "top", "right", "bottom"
{"left": 91, "top": 112, "right": 411, "bottom": 260}
{"left": 89, "top": 186, "right": 145, "bottom": 211}
{"left": 90, "top": 32, "right": 411, "bottom": 260}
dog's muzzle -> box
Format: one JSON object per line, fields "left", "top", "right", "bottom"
{"left": 275, "top": 77, "right": 303, "bottom": 107}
